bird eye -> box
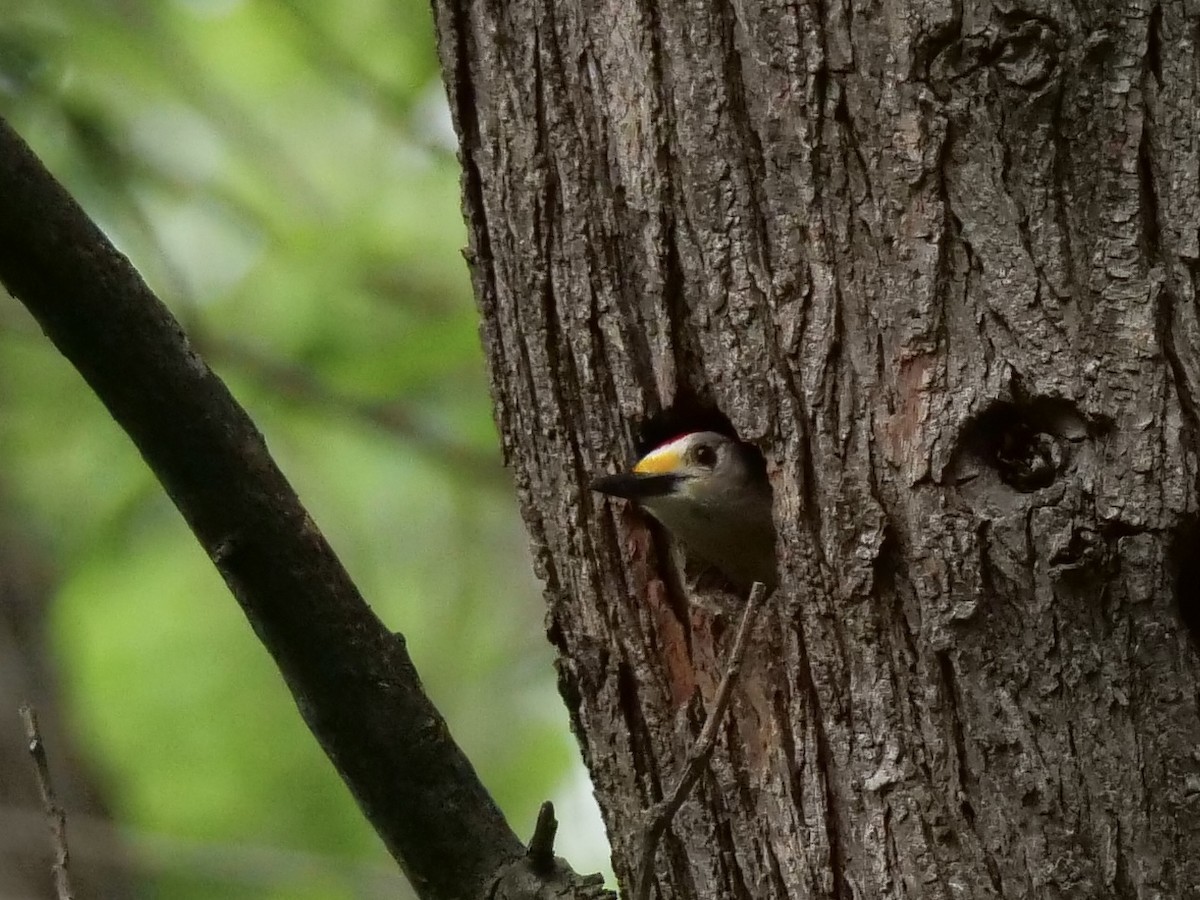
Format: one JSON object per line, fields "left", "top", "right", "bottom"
{"left": 693, "top": 444, "right": 718, "bottom": 467}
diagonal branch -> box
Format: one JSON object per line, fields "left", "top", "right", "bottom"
{"left": 0, "top": 115, "right": 523, "bottom": 900}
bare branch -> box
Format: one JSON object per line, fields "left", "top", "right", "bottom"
{"left": 634, "top": 581, "right": 771, "bottom": 900}
{"left": 0, "top": 115, "right": 524, "bottom": 900}
{"left": 18, "top": 704, "right": 75, "bottom": 900}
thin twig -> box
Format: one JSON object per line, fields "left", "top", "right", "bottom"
{"left": 0, "top": 804, "right": 406, "bottom": 896}
{"left": 633, "top": 580, "right": 771, "bottom": 900}
{"left": 19, "top": 703, "right": 76, "bottom": 900}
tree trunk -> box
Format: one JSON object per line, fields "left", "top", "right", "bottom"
{"left": 434, "top": 0, "right": 1200, "bottom": 896}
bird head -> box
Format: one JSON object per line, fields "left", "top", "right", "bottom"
{"left": 592, "top": 431, "right": 777, "bottom": 589}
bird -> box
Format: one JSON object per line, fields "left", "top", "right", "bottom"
{"left": 591, "top": 430, "right": 777, "bottom": 590}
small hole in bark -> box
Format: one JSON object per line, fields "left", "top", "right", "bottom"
{"left": 996, "top": 426, "right": 1060, "bottom": 491}
{"left": 957, "top": 403, "right": 1059, "bottom": 491}
{"left": 951, "top": 397, "right": 1099, "bottom": 493}
{"left": 1169, "top": 519, "right": 1200, "bottom": 648}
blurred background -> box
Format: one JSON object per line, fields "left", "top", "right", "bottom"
{"left": 0, "top": 1, "right": 609, "bottom": 897}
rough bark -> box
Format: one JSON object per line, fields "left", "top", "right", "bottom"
{"left": 435, "top": 0, "right": 1200, "bottom": 896}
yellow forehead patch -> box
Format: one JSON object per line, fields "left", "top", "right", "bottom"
{"left": 633, "top": 443, "right": 684, "bottom": 475}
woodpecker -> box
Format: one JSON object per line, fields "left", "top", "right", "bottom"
{"left": 592, "top": 431, "right": 777, "bottom": 590}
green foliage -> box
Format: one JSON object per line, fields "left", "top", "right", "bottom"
{"left": 0, "top": 1, "right": 607, "bottom": 895}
